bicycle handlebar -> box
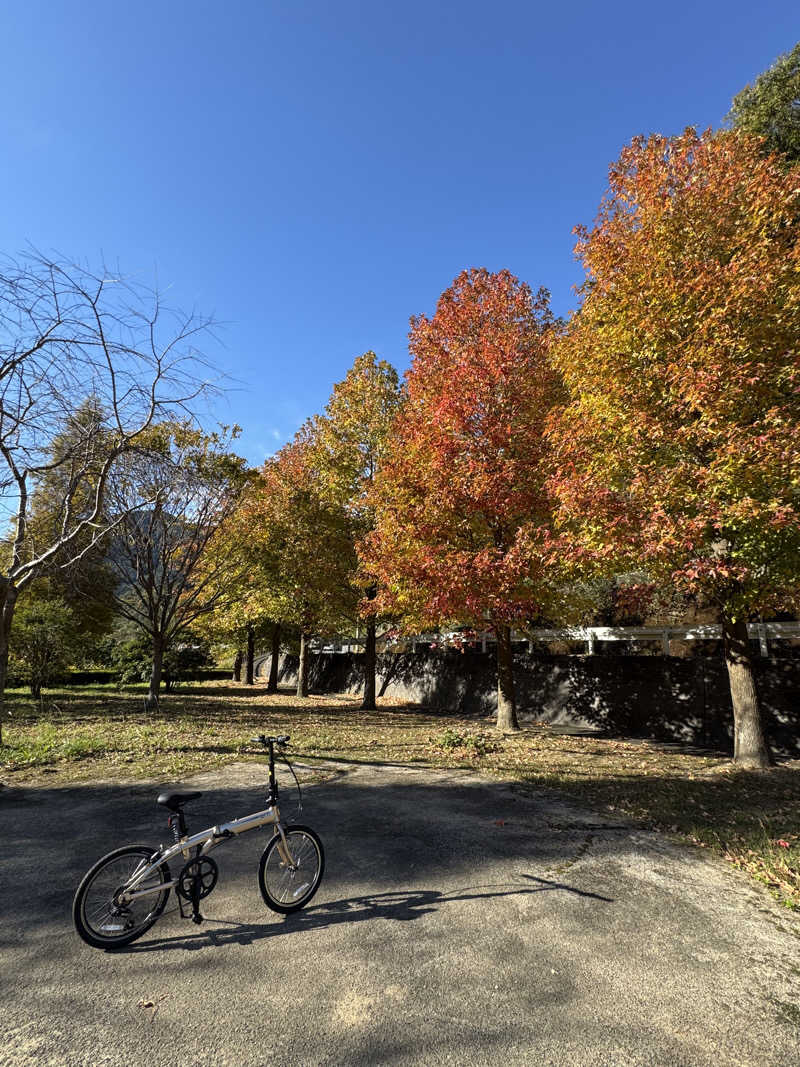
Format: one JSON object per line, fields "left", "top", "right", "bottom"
{"left": 250, "top": 734, "right": 290, "bottom": 746}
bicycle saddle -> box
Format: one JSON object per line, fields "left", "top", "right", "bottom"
{"left": 156, "top": 791, "right": 202, "bottom": 812}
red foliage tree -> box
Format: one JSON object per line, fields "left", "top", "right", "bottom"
{"left": 363, "top": 269, "right": 563, "bottom": 730}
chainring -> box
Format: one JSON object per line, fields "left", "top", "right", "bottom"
{"left": 176, "top": 857, "right": 219, "bottom": 900}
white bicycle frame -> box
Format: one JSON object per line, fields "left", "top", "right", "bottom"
{"left": 119, "top": 803, "right": 295, "bottom": 904}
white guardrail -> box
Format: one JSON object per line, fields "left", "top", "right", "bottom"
{"left": 317, "top": 622, "right": 800, "bottom": 657}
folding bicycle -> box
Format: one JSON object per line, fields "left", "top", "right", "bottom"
{"left": 72, "top": 734, "right": 324, "bottom": 949}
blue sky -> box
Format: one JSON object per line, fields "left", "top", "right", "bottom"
{"left": 1, "top": 2, "right": 796, "bottom": 464}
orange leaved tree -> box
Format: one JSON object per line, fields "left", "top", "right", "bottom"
{"left": 551, "top": 129, "right": 800, "bottom": 768}
{"left": 363, "top": 269, "right": 563, "bottom": 731}
{"left": 244, "top": 425, "right": 357, "bottom": 697}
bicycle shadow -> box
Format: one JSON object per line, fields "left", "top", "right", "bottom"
{"left": 115, "top": 873, "right": 613, "bottom": 954}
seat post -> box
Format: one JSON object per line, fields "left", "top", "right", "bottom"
{"left": 168, "top": 810, "right": 187, "bottom": 843}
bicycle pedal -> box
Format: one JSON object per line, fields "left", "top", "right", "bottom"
{"left": 192, "top": 913, "right": 204, "bottom": 925}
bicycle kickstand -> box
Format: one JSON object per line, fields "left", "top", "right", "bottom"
{"left": 177, "top": 873, "right": 204, "bottom": 925}
{"left": 191, "top": 876, "right": 203, "bottom": 925}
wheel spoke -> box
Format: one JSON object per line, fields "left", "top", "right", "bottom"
{"left": 260, "top": 829, "right": 323, "bottom": 911}
{"left": 76, "top": 847, "right": 169, "bottom": 946}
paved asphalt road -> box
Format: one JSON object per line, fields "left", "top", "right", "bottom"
{"left": 2, "top": 759, "right": 799, "bottom": 1066}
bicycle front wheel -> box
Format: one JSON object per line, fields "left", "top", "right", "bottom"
{"left": 73, "top": 845, "right": 171, "bottom": 949}
{"left": 258, "top": 825, "right": 324, "bottom": 914}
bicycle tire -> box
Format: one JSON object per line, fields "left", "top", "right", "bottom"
{"left": 258, "top": 825, "right": 324, "bottom": 914}
{"left": 73, "top": 844, "right": 171, "bottom": 949}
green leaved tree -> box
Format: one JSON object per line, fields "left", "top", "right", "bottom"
{"left": 10, "top": 590, "right": 80, "bottom": 700}
{"left": 727, "top": 41, "right": 800, "bottom": 166}
{"left": 314, "top": 352, "right": 402, "bottom": 709}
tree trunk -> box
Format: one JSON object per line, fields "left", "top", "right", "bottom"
{"left": 722, "top": 612, "right": 773, "bottom": 768}
{"left": 495, "top": 624, "right": 519, "bottom": 732}
{"left": 232, "top": 649, "right": 243, "bottom": 682}
{"left": 0, "top": 581, "right": 19, "bottom": 746}
{"left": 362, "top": 618, "right": 377, "bottom": 710}
{"left": 148, "top": 635, "right": 164, "bottom": 707}
{"left": 267, "top": 623, "right": 281, "bottom": 694}
{"left": 378, "top": 654, "right": 399, "bottom": 698}
{"left": 245, "top": 623, "right": 255, "bottom": 685}
{"left": 0, "top": 646, "right": 7, "bottom": 748}
{"left": 297, "top": 632, "right": 310, "bottom": 698}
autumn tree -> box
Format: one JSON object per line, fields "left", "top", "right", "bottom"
{"left": 204, "top": 605, "right": 277, "bottom": 687}
{"left": 0, "top": 252, "right": 213, "bottom": 743}
{"left": 363, "top": 269, "right": 563, "bottom": 731}
{"left": 194, "top": 516, "right": 283, "bottom": 689}
{"left": 551, "top": 129, "right": 800, "bottom": 768}
{"left": 314, "top": 352, "right": 402, "bottom": 708}
{"left": 244, "top": 426, "right": 357, "bottom": 698}
{"left": 105, "top": 423, "right": 247, "bottom": 705}
{"left": 206, "top": 352, "right": 398, "bottom": 701}
{"left": 727, "top": 42, "right": 800, "bottom": 166}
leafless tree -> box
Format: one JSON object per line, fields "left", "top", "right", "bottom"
{"left": 104, "top": 424, "right": 247, "bottom": 705}
{"left": 0, "top": 251, "right": 215, "bottom": 741}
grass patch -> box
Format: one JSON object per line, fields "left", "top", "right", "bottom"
{"left": 435, "top": 727, "right": 499, "bottom": 757}
{"left": 1, "top": 681, "right": 798, "bottom": 910}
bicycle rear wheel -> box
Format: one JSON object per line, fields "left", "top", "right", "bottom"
{"left": 258, "top": 825, "right": 324, "bottom": 913}
{"left": 73, "top": 845, "right": 171, "bottom": 949}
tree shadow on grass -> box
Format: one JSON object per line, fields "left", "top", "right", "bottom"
{"left": 115, "top": 876, "right": 614, "bottom": 954}
{"left": 513, "top": 763, "right": 800, "bottom": 850}
{"left": 181, "top": 683, "right": 291, "bottom": 699}
{"left": 148, "top": 688, "right": 474, "bottom": 727}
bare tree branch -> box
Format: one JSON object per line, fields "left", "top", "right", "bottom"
{"left": 0, "top": 251, "right": 220, "bottom": 739}
{"left": 102, "top": 423, "right": 247, "bottom": 703}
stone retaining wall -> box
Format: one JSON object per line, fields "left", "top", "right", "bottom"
{"left": 257, "top": 649, "right": 800, "bottom": 756}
